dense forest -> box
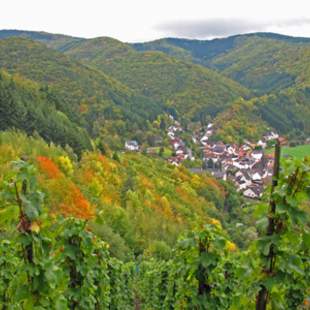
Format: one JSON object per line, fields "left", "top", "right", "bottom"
{"left": 1, "top": 30, "right": 310, "bottom": 143}
{"left": 0, "top": 30, "right": 309, "bottom": 309}
{"left": 0, "top": 38, "right": 165, "bottom": 149}
{"left": 134, "top": 33, "right": 310, "bottom": 142}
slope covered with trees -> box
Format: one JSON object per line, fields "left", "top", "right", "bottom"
{"left": 0, "top": 37, "right": 133, "bottom": 114}
{"left": 0, "top": 131, "right": 309, "bottom": 309}
{"left": 134, "top": 33, "right": 310, "bottom": 97}
{"left": 133, "top": 33, "right": 310, "bottom": 140}
{"left": 63, "top": 37, "right": 250, "bottom": 120}
{"left": 0, "top": 70, "right": 91, "bottom": 154}
{"left": 0, "top": 37, "right": 165, "bottom": 147}
{"left": 133, "top": 32, "right": 310, "bottom": 75}
{"left": 211, "top": 85, "right": 310, "bottom": 143}
{"left": 255, "top": 87, "right": 310, "bottom": 141}
{"left": 210, "top": 36, "right": 310, "bottom": 94}
{"left": 2, "top": 30, "right": 309, "bottom": 144}
{"left": 211, "top": 98, "right": 269, "bottom": 144}
{"left": 0, "top": 131, "right": 246, "bottom": 259}
{"left": 0, "top": 29, "right": 84, "bottom": 51}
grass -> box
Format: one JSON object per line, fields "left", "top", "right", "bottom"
{"left": 267, "top": 144, "right": 310, "bottom": 159}
{"left": 280, "top": 145, "right": 310, "bottom": 159}
{"left": 146, "top": 147, "right": 173, "bottom": 158}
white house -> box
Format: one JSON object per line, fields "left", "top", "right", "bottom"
{"left": 125, "top": 140, "right": 139, "bottom": 151}
{"left": 176, "top": 148, "right": 185, "bottom": 155}
{"left": 264, "top": 131, "right": 279, "bottom": 141}
{"left": 243, "top": 188, "right": 258, "bottom": 199}
{"left": 200, "top": 135, "right": 209, "bottom": 145}
{"left": 167, "top": 131, "right": 175, "bottom": 139}
{"left": 251, "top": 150, "right": 263, "bottom": 161}
{"left": 252, "top": 172, "right": 262, "bottom": 182}
{"left": 257, "top": 140, "right": 267, "bottom": 148}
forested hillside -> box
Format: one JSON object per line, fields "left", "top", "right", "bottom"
{"left": 0, "top": 131, "right": 308, "bottom": 309}
{"left": 134, "top": 34, "right": 310, "bottom": 98}
{"left": 0, "top": 29, "right": 309, "bottom": 309}
{"left": 2, "top": 30, "right": 310, "bottom": 143}
{"left": 255, "top": 87, "right": 310, "bottom": 141}
{"left": 133, "top": 32, "right": 310, "bottom": 74}
{"left": 210, "top": 36, "right": 310, "bottom": 94}
{"left": 0, "top": 37, "right": 134, "bottom": 113}
{"left": 211, "top": 98, "right": 268, "bottom": 143}
{"left": 211, "top": 85, "right": 310, "bottom": 143}
{"left": 133, "top": 33, "right": 310, "bottom": 140}
{"left": 0, "top": 29, "right": 84, "bottom": 50}
{"left": 0, "top": 37, "right": 166, "bottom": 148}
{"left": 0, "top": 130, "right": 246, "bottom": 259}
{"left": 63, "top": 37, "right": 250, "bottom": 120}
{"left": 0, "top": 70, "right": 91, "bottom": 154}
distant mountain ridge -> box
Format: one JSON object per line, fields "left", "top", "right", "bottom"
{"left": 133, "top": 32, "right": 310, "bottom": 61}
{"left": 0, "top": 29, "right": 309, "bottom": 146}
{"left": 0, "top": 29, "right": 84, "bottom": 50}
{"left": 62, "top": 36, "right": 249, "bottom": 120}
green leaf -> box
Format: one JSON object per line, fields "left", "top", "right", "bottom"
{"left": 15, "top": 285, "right": 30, "bottom": 301}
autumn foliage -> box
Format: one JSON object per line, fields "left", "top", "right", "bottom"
{"left": 0, "top": 132, "right": 233, "bottom": 255}
{"left": 36, "top": 156, "right": 94, "bottom": 219}
{"left": 37, "top": 156, "right": 61, "bottom": 179}
{"left": 59, "top": 182, "right": 94, "bottom": 220}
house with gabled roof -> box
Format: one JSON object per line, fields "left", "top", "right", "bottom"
{"left": 125, "top": 140, "right": 139, "bottom": 151}
{"left": 243, "top": 185, "right": 263, "bottom": 199}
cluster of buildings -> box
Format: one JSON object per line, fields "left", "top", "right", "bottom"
{"left": 167, "top": 121, "right": 194, "bottom": 166}
{"left": 124, "top": 115, "right": 282, "bottom": 200}
{"left": 200, "top": 130, "right": 280, "bottom": 199}
{"left": 193, "top": 123, "right": 214, "bottom": 146}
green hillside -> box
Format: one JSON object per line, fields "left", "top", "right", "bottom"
{"left": 134, "top": 33, "right": 310, "bottom": 93}
{"left": 212, "top": 98, "right": 268, "bottom": 143}
{"left": 204, "top": 35, "right": 310, "bottom": 140}
{"left": 256, "top": 87, "right": 310, "bottom": 139}
{"left": 0, "top": 37, "right": 133, "bottom": 112}
{"left": 134, "top": 32, "right": 310, "bottom": 71}
{"left": 133, "top": 36, "right": 240, "bottom": 65}
{"left": 0, "top": 29, "right": 84, "bottom": 50}
{"left": 64, "top": 37, "right": 250, "bottom": 120}
{"left": 0, "top": 130, "right": 244, "bottom": 258}
{"left": 1, "top": 31, "right": 309, "bottom": 144}
{"left": 0, "top": 70, "right": 91, "bottom": 153}
{"left": 0, "top": 37, "right": 164, "bottom": 147}
{"left": 211, "top": 86, "right": 310, "bottom": 143}
{"left": 64, "top": 36, "right": 133, "bottom": 61}
{"left": 134, "top": 33, "right": 310, "bottom": 140}
{"left": 210, "top": 36, "right": 310, "bottom": 94}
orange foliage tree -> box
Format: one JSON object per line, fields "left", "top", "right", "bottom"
{"left": 36, "top": 156, "right": 94, "bottom": 220}
{"left": 59, "top": 182, "right": 94, "bottom": 220}
{"left": 37, "top": 156, "right": 61, "bottom": 179}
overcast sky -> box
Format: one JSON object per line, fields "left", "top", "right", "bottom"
{"left": 1, "top": 0, "right": 310, "bottom": 42}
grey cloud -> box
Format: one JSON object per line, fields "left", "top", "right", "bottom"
{"left": 156, "top": 18, "right": 310, "bottom": 38}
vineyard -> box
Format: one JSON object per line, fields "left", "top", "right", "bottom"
{"left": 0, "top": 148, "right": 309, "bottom": 309}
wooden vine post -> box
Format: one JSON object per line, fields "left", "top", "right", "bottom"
{"left": 256, "top": 139, "right": 281, "bottom": 310}
{"left": 198, "top": 236, "right": 211, "bottom": 298}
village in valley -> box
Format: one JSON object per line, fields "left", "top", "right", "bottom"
{"left": 125, "top": 115, "right": 281, "bottom": 200}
